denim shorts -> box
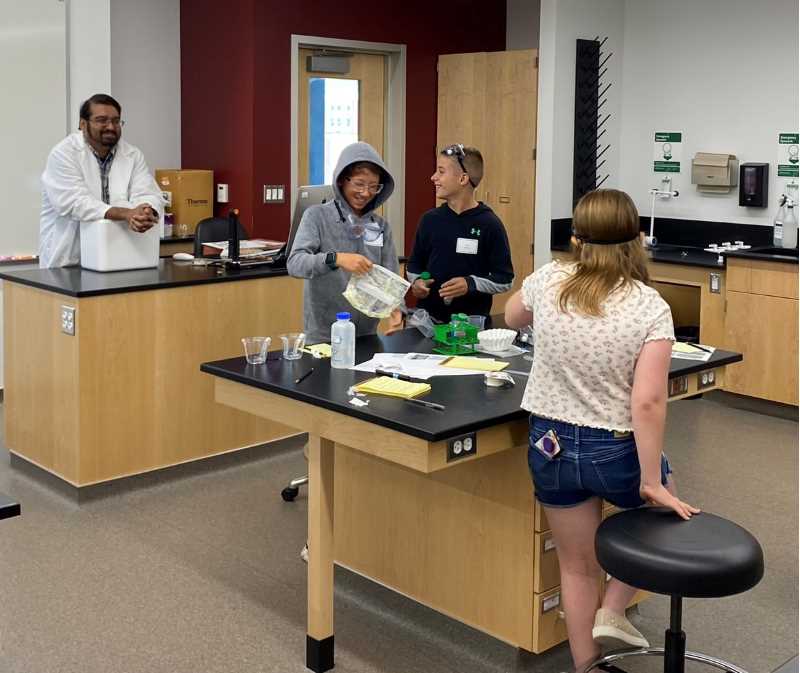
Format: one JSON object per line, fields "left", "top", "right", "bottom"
{"left": 528, "top": 415, "right": 672, "bottom": 509}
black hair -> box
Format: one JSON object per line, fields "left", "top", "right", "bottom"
{"left": 79, "top": 93, "right": 122, "bottom": 121}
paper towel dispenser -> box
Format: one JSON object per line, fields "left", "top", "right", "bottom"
{"left": 692, "top": 153, "right": 739, "bottom": 193}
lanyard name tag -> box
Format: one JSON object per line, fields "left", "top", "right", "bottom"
{"left": 365, "top": 234, "right": 384, "bottom": 247}
{"left": 456, "top": 237, "right": 479, "bottom": 254}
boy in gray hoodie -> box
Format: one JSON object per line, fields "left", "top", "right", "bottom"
{"left": 287, "top": 142, "right": 403, "bottom": 343}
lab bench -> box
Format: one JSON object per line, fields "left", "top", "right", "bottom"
{"left": 201, "top": 327, "right": 741, "bottom": 669}
{"left": 0, "top": 260, "right": 305, "bottom": 487}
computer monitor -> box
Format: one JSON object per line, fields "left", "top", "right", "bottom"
{"left": 286, "top": 184, "right": 336, "bottom": 256}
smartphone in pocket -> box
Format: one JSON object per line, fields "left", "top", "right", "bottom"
{"left": 534, "top": 429, "right": 561, "bottom": 460}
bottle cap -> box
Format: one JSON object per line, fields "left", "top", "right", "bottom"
{"left": 336, "top": 312, "right": 350, "bottom": 320}
{"left": 420, "top": 271, "right": 431, "bottom": 280}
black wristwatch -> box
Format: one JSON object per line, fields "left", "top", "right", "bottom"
{"left": 325, "top": 251, "right": 338, "bottom": 270}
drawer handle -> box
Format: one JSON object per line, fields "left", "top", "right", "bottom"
{"left": 557, "top": 610, "right": 566, "bottom": 621}
{"left": 542, "top": 592, "right": 561, "bottom": 613}
{"left": 544, "top": 538, "right": 556, "bottom": 552}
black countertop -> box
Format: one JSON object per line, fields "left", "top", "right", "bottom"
{"left": 551, "top": 243, "right": 724, "bottom": 269}
{"left": 0, "top": 260, "right": 290, "bottom": 298}
{"left": 201, "top": 324, "right": 742, "bottom": 442}
{"left": 723, "top": 246, "right": 799, "bottom": 264}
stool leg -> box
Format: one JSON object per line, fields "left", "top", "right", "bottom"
{"left": 664, "top": 595, "right": 686, "bottom": 673}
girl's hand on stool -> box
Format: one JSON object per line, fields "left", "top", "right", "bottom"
{"left": 640, "top": 483, "right": 701, "bottom": 520}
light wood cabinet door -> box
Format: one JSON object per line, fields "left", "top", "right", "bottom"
{"left": 437, "top": 50, "right": 538, "bottom": 311}
{"left": 724, "top": 290, "right": 798, "bottom": 405}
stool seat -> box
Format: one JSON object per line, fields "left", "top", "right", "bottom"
{"left": 596, "top": 508, "right": 763, "bottom": 598}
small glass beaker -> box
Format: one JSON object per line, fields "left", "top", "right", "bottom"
{"left": 467, "top": 315, "right": 486, "bottom": 331}
{"left": 280, "top": 332, "right": 306, "bottom": 360}
{"left": 242, "top": 336, "right": 270, "bottom": 365}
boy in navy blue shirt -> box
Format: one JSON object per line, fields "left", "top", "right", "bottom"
{"left": 407, "top": 144, "right": 514, "bottom": 323}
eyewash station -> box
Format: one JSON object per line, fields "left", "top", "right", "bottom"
{"left": 199, "top": 264, "right": 743, "bottom": 672}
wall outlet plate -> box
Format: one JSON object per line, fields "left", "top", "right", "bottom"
{"left": 60, "top": 305, "right": 75, "bottom": 335}
{"left": 446, "top": 431, "right": 477, "bottom": 462}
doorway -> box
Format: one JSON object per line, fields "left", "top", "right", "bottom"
{"left": 291, "top": 35, "right": 407, "bottom": 253}
{"left": 297, "top": 49, "right": 386, "bottom": 187}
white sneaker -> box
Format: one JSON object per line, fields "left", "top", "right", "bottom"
{"left": 592, "top": 607, "right": 649, "bottom": 649}
{"left": 300, "top": 542, "right": 308, "bottom": 563}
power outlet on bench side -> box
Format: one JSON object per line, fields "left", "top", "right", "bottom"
{"left": 447, "top": 432, "right": 477, "bottom": 462}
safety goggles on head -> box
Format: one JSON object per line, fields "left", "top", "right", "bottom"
{"left": 345, "top": 177, "right": 384, "bottom": 195}
{"left": 442, "top": 144, "right": 476, "bottom": 187}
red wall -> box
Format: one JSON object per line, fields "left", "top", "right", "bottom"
{"left": 181, "top": 1, "right": 506, "bottom": 248}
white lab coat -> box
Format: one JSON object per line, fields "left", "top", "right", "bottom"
{"left": 39, "top": 132, "right": 162, "bottom": 268}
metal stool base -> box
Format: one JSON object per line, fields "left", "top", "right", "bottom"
{"left": 584, "top": 647, "right": 750, "bottom": 673}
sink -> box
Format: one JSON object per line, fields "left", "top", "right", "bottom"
{"left": 748, "top": 246, "right": 799, "bottom": 258}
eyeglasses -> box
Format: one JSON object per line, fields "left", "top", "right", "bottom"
{"left": 442, "top": 144, "right": 475, "bottom": 187}
{"left": 345, "top": 178, "right": 384, "bottom": 194}
{"left": 89, "top": 116, "right": 125, "bottom": 127}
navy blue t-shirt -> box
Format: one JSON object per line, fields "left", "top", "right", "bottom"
{"left": 407, "top": 202, "right": 514, "bottom": 322}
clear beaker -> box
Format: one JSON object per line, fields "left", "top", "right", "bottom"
{"left": 467, "top": 315, "right": 486, "bottom": 331}
{"left": 242, "top": 336, "right": 270, "bottom": 365}
{"left": 280, "top": 332, "right": 306, "bottom": 360}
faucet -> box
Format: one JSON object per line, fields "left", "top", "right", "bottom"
{"left": 646, "top": 176, "right": 679, "bottom": 248}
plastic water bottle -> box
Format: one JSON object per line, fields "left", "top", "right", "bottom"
{"left": 783, "top": 201, "right": 798, "bottom": 249}
{"left": 773, "top": 200, "right": 786, "bottom": 247}
{"left": 331, "top": 312, "right": 355, "bottom": 369}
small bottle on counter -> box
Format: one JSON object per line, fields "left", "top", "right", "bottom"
{"left": 773, "top": 198, "right": 786, "bottom": 247}
{"left": 331, "top": 312, "right": 355, "bottom": 369}
{"left": 782, "top": 200, "right": 798, "bottom": 249}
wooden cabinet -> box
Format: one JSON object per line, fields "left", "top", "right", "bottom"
{"left": 437, "top": 50, "right": 538, "bottom": 312}
{"left": 724, "top": 258, "right": 798, "bottom": 405}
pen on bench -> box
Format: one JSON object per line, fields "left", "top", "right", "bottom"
{"left": 404, "top": 398, "right": 446, "bottom": 411}
{"left": 690, "top": 343, "right": 714, "bottom": 353}
{"left": 295, "top": 368, "right": 314, "bottom": 384}
{"left": 375, "top": 368, "right": 421, "bottom": 382}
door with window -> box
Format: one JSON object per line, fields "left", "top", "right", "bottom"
{"left": 298, "top": 49, "right": 387, "bottom": 188}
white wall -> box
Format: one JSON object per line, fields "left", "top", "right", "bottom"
{"left": 535, "top": 0, "right": 799, "bottom": 271}
{"left": 506, "top": 0, "right": 541, "bottom": 50}
{"left": 68, "top": 0, "right": 112, "bottom": 132}
{"left": 619, "top": 0, "right": 799, "bottom": 225}
{"left": 534, "top": 0, "right": 626, "bottom": 269}
{"left": 110, "top": 0, "right": 181, "bottom": 171}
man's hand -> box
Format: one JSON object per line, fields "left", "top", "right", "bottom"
{"left": 127, "top": 204, "right": 158, "bottom": 233}
{"left": 411, "top": 276, "right": 434, "bottom": 299}
{"left": 335, "top": 253, "right": 373, "bottom": 275}
{"left": 640, "top": 483, "right": 700, "bottom": 521}
{"left": 383, "top": 309, "right": 404, "bottom": 335}
{"left": 439, "top": 277, "right": 469, "bottom": 301}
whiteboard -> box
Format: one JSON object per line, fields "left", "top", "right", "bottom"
{"left": 0, "top": 0, "right": 67, "bottom": 258}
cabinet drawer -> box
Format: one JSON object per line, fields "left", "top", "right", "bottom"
{"left": 727, "top": 259, "right": 798, "bottom": 298}
{"left": 532, "top": 587, "right": 569, "bottom": 653}
{"left": 534, "top": 531, "right": 560, "bottom": 592}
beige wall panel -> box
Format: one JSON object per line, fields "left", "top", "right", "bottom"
{"left": 4, "top": 284, "right": 80, "bottom": 482}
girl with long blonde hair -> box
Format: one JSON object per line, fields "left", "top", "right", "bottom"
{"left": 505, "top": 189, "right": 699, "bottom": 672}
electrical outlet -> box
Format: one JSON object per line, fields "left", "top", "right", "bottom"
{"left": 263, "top": 184, "right": 286, "bottom": 204}
{"left": 447, "top": 431, "right": 477, "bottom": 462}
{"left": 60, "top": 306, "right": 75, "bottom": 335}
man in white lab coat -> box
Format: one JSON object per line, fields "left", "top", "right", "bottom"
{"left": 39, "top": 93, "right": 162, "bottom": 268}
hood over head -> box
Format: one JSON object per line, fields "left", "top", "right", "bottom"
{"left": 332, "top": 142, "right": 394, "bottom": 215}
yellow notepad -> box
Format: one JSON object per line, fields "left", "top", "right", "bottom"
{"left": 353, "top": 376, "right": 431, "bottom": 399}
{"left": 441, "top": 356, "right": 509, "bottom": 372}
{"left": 672, "top": 342, "right": 704, "bottom": 354}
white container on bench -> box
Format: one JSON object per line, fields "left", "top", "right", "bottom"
{"left": 80, "top": 219, "right": 159, "bottom": 272}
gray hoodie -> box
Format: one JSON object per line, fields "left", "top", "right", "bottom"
{"left": 287, "top": 142, "right": 401, "bottom": 344}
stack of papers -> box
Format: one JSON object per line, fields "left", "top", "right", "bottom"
{"left": 441, "top": 356, "right": 509, "bottom": 372}
{"left": 302, "top": 343, "right": 332, "bottom": 358}
{"left": 671, "top": 342, "right": 716, "bottom": 362}
{"left": 353, "top": 376, "right": 431, "bottom": 399}
{"left": 202, "top": 239, "right": 284, "bottom": 259}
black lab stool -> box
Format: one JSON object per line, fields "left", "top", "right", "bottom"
{"left": 584, "top": 508, "right": 764, "bottom": 673}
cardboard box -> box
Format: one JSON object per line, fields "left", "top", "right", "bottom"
{"left": 155, "top": 169, "right": 214, "bottom": 234}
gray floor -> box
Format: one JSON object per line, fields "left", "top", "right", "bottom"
{"left": 0, "top": 392, "right": 796, "bottom": 673}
